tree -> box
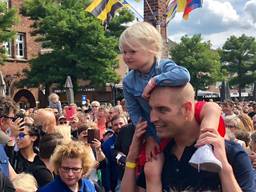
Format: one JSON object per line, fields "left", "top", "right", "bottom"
{"left": 170, "top": 34, "right": 222, "bottom": 95}
{"left": 21, "top": 0, "right": 134, "bottom": 93}
{"left": 0, "top": 2, "right": 17, "bottom": 64}
{"left": 220, "top": 34, "right": 256, "bottom": 100}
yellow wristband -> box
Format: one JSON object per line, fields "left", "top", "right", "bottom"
{"left": 125, "top": 161, "right": 136, "bottom": 169}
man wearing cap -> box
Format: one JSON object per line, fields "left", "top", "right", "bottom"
{"left": 0, "top": 96, "right": 18, "bottom": 179}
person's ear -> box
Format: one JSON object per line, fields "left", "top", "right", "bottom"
{"left": 181, "top": 101, "right": 193, "bottom": 120}
{"left": 31, "top": 135, "right": 37, "bottom": 142}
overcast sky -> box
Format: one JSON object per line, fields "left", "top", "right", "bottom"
{"left": 126, "top": 0, "right": 256, "bottom": 49}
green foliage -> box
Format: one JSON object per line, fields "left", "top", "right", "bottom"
{"left": 221, "top": 34, "right": 256, "bottom": 88}
{"left": 22, "top": 0, "right": 132, "bottom": 89}
{"left": 106, "top": 8, "right": 134, "bottom": 39}
{"left": 170, "top": 34, "right": 222, "bottom": 92}
{"left": 0, "top": 2, "right": 17, "bottom": 64}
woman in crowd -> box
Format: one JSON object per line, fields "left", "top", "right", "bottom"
{"left": 38, "top": 140, "right": 96, "bottom": 192}
{"left": 5, "top": 124, "right": 45, "bottom": 173}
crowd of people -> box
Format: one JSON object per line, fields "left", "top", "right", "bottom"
{"left": 1, "top": 21, "right": 256, "bottom": 192}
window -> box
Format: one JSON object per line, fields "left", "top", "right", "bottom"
{"left": 0, "top": 0, "right": 9, "bottom": 9}
{"left": 3, "top": 41, "right": 12, "bottom": 57}
{"left": 16, "top": 33, "right": 26, "bottom": 59}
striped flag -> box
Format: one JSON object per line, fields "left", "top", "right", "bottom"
{"left": 177, "top": 0, "right": 187, "bottom": 12}
{"left": 86, "top": 0, "right": 123, "bottom": 24}
{"left": 183, "top": 0, "right": 202, "bottom": 20}
{"left": 166, "top": 0, "right": 177, "bottom": 23}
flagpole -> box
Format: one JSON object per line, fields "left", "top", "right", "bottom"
{"left": 121, "top": 0, "right": 144, "bottom": 20}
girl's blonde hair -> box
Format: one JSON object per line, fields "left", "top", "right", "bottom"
{"left": 12, "top": 173, "right": 38, "bottom": 192}
{"left": 48, "top": 93, "right": 59, "bottom": 102}
{"left": 51, "top": 141, "right": 95, "bottom": 175}
{"left": 119, "top": 22, "right": 163, "bottom": 59}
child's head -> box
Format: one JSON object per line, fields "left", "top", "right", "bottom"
{"left": 49, "top": 93, "right": 59, "bottom": 103}
{"left": 119, "top": 22, "right": 163, "bottom": 71}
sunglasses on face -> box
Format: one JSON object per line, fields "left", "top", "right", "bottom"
{"left": 17, "top": 132, "right": 29, "bottom": 140}
{"left": 59, "top": 121, "right": 67, "bottom": 125}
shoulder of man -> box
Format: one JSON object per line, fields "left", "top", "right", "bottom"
{"left": 225, "top": 140, "right": 256, "bottom": 191}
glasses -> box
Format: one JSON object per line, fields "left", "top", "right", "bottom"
{"left": 17, "top": 132, "right": 29, "bottom": 140}
{"left": 59, "top": 121, "right": 67, "bottom": 125}
{"left": 1, "top": 115, "right": 16, "bottom": 121}
{"left": 60, "top": 166, "right": 82, "bottom": 173}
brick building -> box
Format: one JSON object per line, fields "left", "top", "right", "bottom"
{"left": 1, "top": 0, "right": 129, "bottom": 108}
{"left": 1, "top": 0, "right": 41, "bottom": 108}
{"left": 1, "top": 0, "right": 167, "bottom": 108}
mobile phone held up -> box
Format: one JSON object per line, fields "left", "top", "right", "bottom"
{"left": 64, "top": 106, "right": 76, "bottom": 121}
{"left": 87, "top": 129, "right": 100, "bottom": 144}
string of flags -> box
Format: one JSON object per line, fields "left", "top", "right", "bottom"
{"left": 166, "top": 0, "right": 203, "bottom": 22}
{"left": 85, "top": 0, "right": 203, "bottom": 25}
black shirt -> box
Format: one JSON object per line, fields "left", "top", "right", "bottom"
{"left": 137, "top": 140, "right": 256, "bottom": 192}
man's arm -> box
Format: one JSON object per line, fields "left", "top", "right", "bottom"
{"left": 121, "top": 120, "right": 147, "bottom": 192}
{"left": 8, "top": 163, "right": 16, "bottom": 180}
{"left": 196, "top": 128, "right": 242, "bottom": 192}
{"left": 219, "top": 163, "right": 242, "bottom": 192}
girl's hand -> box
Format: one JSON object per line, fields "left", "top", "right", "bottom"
{"left": 91, "top": 139, "right": 101, "bottom": 149}
{"left": 142, "top": 78, "right": 156, "bottom": 99}
{"left": 10, "top": 117, "right": 25, "bottom": 137}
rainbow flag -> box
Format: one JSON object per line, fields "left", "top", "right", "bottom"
{"left": 183, "top": 0, "right": 202, "bottom": 20}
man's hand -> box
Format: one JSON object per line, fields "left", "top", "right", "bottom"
{"left": 145, "top": 136, "right": 160, "bottom": 162}
{"left": 195, "top": 127, "right": 227, "bottom": 164}
{"left": 142, "top": 78, "right": 156, "bottom": 99}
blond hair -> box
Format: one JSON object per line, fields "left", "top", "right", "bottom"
{"left": 225, "top": 116, "right": 247, "bottom": 132}
{"left": 238, "top": 113, "right": 253, "bottom": 132}
{"left": 12, "top": 173, "right": 38, "bottom": 192}
{"left": 48, "top": 93, "right": 59, "bottom": 102}
{"left": 55, "top": 125, "right": 72, "bottom": 143}
{"left": 119, "top": 22, "right": 163, "bottom": 59}
{"left": 51, "top": 141, "right": 95, "bottom": 175}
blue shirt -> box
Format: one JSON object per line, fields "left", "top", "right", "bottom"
{"left": 137, "top": 140, "right": 256, "bottom": 191}
{"left": 0, "top": 144, "right": 9, "bottom": 177}
{"left": 123, "top": 59, "right": 190, "bottom": 138}
{"left": 101, "top": 134, "right": 119, "bottom": 191}
{"left": 38, "top": 175, "right": 96, "bottom": 192}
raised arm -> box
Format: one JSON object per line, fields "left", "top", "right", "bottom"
{"left": 121, "top": 120, "right": 147, "bottom": 192}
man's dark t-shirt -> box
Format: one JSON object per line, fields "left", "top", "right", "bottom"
{"left": 137, "top": 140, "right": 255, "bottom": 192}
